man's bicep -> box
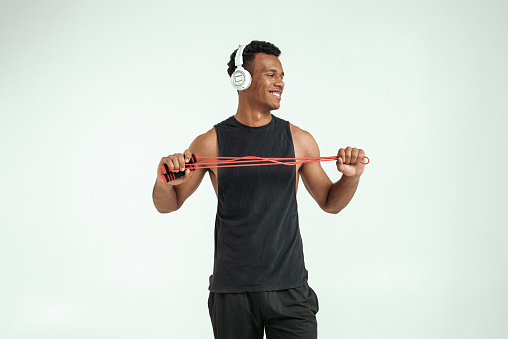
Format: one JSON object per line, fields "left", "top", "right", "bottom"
{"left": 174, "top": 127, "right": 218, "bottom": 207}
{"left": 173, "top": 168, "right": 207, "bottom": 208}
{"left": 293, "top": 126, "right": 334, "bottom": 209}
{"left": 300, "top": 161, "right": 333, "bottom": 210}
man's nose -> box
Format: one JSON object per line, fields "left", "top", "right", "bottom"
{"left": 275, "top": 76, "right": 284, "bottom": 88}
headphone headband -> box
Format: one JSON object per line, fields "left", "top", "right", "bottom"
{"left": 235, "top": 45, "right": 246, "bottom": 67}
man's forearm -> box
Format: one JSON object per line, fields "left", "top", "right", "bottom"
{"left": 323, "top": 174, "right": 361, "bottom": 214}
{"left": 152, "top": 181, "right": 179, "bottom": 213}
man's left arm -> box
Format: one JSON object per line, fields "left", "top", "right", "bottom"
{"left": 297, "top": 129, "right": 366, "bottom": 214}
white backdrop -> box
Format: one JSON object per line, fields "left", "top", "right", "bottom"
{"left": 1, "top": 0, "right": 507, "bottom": 338}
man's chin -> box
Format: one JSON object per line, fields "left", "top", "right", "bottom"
{"left": 271, "top": 103, "right": 281, "bottom": 111}
{"left": 261, "top": 102, "right": 280, "bottom": 112}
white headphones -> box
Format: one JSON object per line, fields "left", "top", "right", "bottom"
{"left": 230, "top": 45, "right": 252, "bottom": 91}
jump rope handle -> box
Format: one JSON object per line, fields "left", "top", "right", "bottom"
{"left": 160, "top": 154, "right": 198, "bottom": 183}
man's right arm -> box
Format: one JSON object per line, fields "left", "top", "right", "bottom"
{"left": 152, "top": 128, "right": 217, "bottom": 213}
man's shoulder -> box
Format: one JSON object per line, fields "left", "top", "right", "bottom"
{"left": 189, "top": 127, "right": 218, "bottom": 156}
{"left": 289, "top": 122, "right": 314, "bottom": 142}
{"left": 289, "top": 122, "right": 319, "bottom": 157}
{"left": 196, "top": 127, "right": 217, "bottom": 145}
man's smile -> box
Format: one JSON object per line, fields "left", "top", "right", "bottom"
{"left": 269, "top": 91, "right": 282, "bottom": 100}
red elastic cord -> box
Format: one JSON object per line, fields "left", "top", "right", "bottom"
{"left": 166, "top": 155, "right": 369, "bottom": 172}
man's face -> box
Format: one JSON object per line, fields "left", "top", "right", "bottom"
{"left": 244, "top": 53, "right": 285, "bottom": 111}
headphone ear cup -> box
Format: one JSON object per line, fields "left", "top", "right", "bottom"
{"left": 231, "top": 67, "right": 252, "bottom": 91}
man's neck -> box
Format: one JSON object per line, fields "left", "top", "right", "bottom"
{"left": 234, "top": 99, "right": 272, "bottom": 127}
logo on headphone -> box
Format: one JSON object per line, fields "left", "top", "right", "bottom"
{"left": 234, "top": 73, "right": 245, "bottom": 85}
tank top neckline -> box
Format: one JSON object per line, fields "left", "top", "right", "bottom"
{"left": 230, "top": 114, "right": 275, "bottom": 131}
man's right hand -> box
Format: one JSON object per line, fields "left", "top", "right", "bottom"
{"left": 157, "top": 149, "right": 194, "bottom": 186}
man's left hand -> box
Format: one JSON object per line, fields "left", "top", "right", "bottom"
{"left": 336, "top": 147, "right": 366, "bottom": 177}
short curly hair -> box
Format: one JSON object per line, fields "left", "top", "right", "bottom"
{"left": 227, "top": 40, "right": 281, "bottom": 77}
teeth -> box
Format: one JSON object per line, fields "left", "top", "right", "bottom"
{"left": 270, "top": 92, "right": 281, "bottom": 98}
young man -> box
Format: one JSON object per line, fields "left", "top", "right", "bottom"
{"left": 153, "top": 41, "right": 367, "bottom": 339}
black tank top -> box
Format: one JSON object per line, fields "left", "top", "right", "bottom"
{"left": 209, "top": 114, "right": 308, "bottom": 293}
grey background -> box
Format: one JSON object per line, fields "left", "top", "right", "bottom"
{"left": 1, "top": 0, "right": 507, "bottom": 338}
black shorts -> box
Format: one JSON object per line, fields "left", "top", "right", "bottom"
{"left": 208, "top": 282, "right": 319, "bottom": 339}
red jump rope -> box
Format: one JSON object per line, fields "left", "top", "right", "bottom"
{"left": 161, "top": 154, "right": 369, "bottom": 183}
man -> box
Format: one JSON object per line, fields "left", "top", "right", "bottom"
{"left": 152, "top": 41, "right": 366, "bottom": 339}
